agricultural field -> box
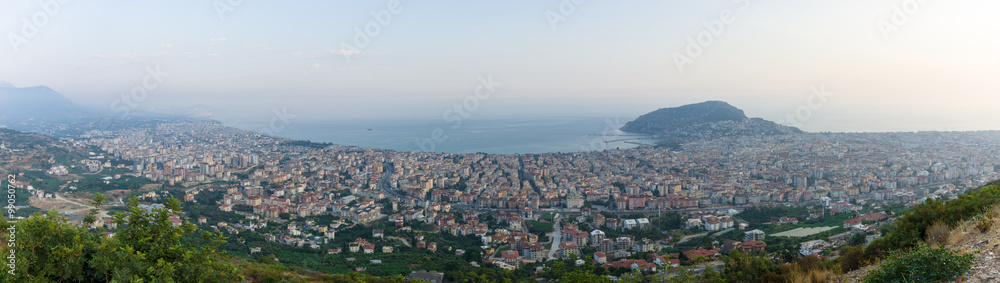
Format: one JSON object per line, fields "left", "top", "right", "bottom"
{"left": 771, "top": 226, "right": 838, "bottom": 237}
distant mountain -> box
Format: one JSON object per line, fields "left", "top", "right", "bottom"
{"left": 620, "top": 101, "right": 801, "bottom": 140}
{"left": 0, "top": 82, "right": 92, "bottom": 121}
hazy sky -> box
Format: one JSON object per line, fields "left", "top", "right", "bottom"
{"left": 2, "top": 0, "right": 999, "bottom": 132}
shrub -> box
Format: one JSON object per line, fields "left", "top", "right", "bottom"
{"left": 924, "top": 221, "right": 950, "bottom": 246}
{"left": 839, "top": 246, "right": 865, "bottom": 273}
{"left": 975, "top": 212, "right": 993, "bottom": 233}
{"left": 2, "top": 195, "right": 243, "bottom": 282}
{"left": 862, "top": 245, "right": 974, "bottom": 283}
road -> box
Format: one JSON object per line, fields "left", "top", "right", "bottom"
{"left": 711, "top": 228, "right": 734, "bottom": 237}
{"left": 386, "top": 236, "right": 411, "bottom": 247}
{"left": 377, "top": 162, "right": 404, "bottom": 200}
{"left": 547, "top": 213, "right": 562, "bottom": 260}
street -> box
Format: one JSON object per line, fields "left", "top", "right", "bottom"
{"left": 547, "top": 213, "right": 562, "bottom": 260}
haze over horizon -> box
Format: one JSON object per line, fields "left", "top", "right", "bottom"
{"left": 3, "top": 1, "right": 999, "bottom": 133}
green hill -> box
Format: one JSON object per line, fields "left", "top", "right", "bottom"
{"left": 620, "top": 101, "right": 801, "bottom": 140}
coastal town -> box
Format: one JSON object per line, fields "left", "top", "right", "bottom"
{"left": 24, "top": 120, "right": 998, "bottom": 276}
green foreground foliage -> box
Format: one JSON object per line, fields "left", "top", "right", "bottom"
{"left": 866, "top": 180, "right": 1000, "bottom": 259}
{"left": 2, "top": 195, "right": 242, "bottom": 282}
{"left": 862, "top": 245, "right": 974, "bottom": 283}
{"left": 0, "top": 193, "right": 421, "bottom": 282}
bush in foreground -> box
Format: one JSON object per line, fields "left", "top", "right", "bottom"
{"left": 862, "top": 245, "right": 973, "bottom": 283}
{"left": 2, "top": 195, "right": 242, "bottom": 282}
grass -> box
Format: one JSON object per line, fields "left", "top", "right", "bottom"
{"left": 772, "top": 226, "right": 838, "bottom": 237}
{"left": 976, "top": 212, "right": 994, "bottom": 233}
{"left": 526, "top": 220, "right": 554, "bottom": 233}
{"left": 924, "top": 221, "right": 949, "bottom": 246}
{"left": 539, "top": 213, "right": 555, "bottom": 222}
{"left": 948, "top": 202, "right": 1000, "bottom": 252}
{"left": 788, "top": 268, "right": 832, "bottom": 283}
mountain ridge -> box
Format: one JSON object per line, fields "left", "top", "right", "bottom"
{"left": 0, "top": 83, "right": 92, "bottom": 121}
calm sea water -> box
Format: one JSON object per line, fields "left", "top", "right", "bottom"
{"left": 221, "top": 116, "right": 653, "bottom": 154}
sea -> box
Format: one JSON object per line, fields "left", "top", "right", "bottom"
{"left": 220, "top": 116, "right": 654, "bottom": 154}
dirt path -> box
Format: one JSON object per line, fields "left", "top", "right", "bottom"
{"left": 31, "top": 193, "right": 111, "bottom": 220}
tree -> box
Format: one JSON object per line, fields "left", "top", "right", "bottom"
{"left": 3, "top": 195, "right": 243, "bottom": 282}
{"left": 82, "top": 192, "right": 106, "bottom": 227}
{"left": 848, "top": 233, "right": 866, "bottom": 246}
{"left": 558, "top": 269, "right": 614, "bottom": 283}
{"left": 715, "top": 251, "right": 785, "bottom": 283}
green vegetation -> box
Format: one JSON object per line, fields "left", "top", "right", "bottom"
{"left": 867, "top": 180, "right": 1000, "bottom": 256}
{"left": 697, "top": 250, "right": 835, "bottom": 283}
{"left": 537, "top": 257, "right": 650, "bottom": 282}
{"left": 16, "top": 170, "right": 64, "bottom": 192}
{"left": 183, "top": 190, "right": 248, "bottom": 224}
{"left": 73, "top": 173, "right": 155, "bottom": 193}
{"left": 711, "top": 251, "right": 784, "bottom": 282}
{"left": 282, "top": 140, "right": 334, "bottom": 149}
{"left": 862, "top": 245, "right": 974, "bottom": 283}
{"left": 737, "top": 206, "right": 809, "bottom": 226}
{"left": 839, "top": 246, "right": 866, "bottom": 273}
{"left": 2, "top": 195, "right": 242, "bottom": 282}
{"left": 538, "top": 213, "right": 555, "bottom": 221}
{"left": 526, "top": 220, "right": 554, "bottom": 233}
{"left": 0, "top": 193, "right": 421, "bottom": 282}
{"left": 654, "top": 138, "right": 683, "bottom": 151}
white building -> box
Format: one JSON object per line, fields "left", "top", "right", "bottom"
{"left": 636, "top": 218, "right": 650, "bottom": 229}
{"left": 686, "top": 218, "right": 703, "bottom": 229}
{"left": 799, "top": 240, "right": 828, "bottom": 256}
{"left": 623, "top": 219, "right": 638, "bottom": 230}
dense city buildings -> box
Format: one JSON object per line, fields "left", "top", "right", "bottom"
{"left": 76, "top": 121, "right": 1000, "bottom": 270}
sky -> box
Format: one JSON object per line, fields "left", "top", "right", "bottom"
{"left": 2, "top": 0, "right": 1000, "bottom": 132}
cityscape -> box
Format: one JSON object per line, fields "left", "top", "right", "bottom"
{"left": 6, "top": 117, "right": 992, "bottom": 280}
{"left": 3, "top": 0, "right": 1000, "bottom": 282}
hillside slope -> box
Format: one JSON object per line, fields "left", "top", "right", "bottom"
{"left": 834, "top": 180, "right": 1000, "bottom": 282}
